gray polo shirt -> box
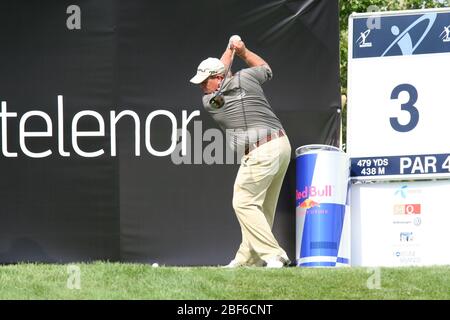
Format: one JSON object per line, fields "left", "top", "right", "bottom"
{"left": 202, "top": 65, "right": 284, "bottom": 151}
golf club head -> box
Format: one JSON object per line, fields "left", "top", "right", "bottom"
{"left": 210, "top": 94, "right": 225, "bottom": 109}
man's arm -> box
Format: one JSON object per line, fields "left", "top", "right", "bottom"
{"left": 221, "top": 39, "right": 271, "bottom": 69}
{"left": 220, "top": 48, "right": 234, "bottom": 70}
{"left": 235, "top": 44, "right": 269, "bottom": 68}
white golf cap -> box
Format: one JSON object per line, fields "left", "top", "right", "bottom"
{"left": 190, "top": 57, "right": 225, "bottom": 84}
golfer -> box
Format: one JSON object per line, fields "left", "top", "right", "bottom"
{"left": 190, "top": 36, "right": 291, "bottom": 268}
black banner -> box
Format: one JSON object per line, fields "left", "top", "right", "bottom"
{"left": 0, "top": 0, "right": 340, "bottom": 264}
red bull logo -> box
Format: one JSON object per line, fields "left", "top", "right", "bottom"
{"left": 296, "top": 185, "right": 333, "bottom": 201}
{"left": 297, "top": 199, "right": 330, "bottom": 215}
{"left": 299, "top": 199, "right": 320, "bottom": 209}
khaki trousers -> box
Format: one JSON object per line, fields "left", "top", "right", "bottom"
{"left": 232, "top": 135, "right": 291, "bottom": 265}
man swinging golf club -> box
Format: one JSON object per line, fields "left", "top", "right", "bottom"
{"left": 190, "top": 36, "right": 291, "bottom": 268}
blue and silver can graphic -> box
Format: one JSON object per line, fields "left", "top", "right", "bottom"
{"left": 295, "top": 145, "right": 350, "bottom": 267}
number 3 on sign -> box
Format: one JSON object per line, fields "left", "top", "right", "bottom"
{"left": 390, "top": 83, "right": 419, "bottom": 133}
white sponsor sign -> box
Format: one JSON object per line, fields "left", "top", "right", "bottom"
{"left": 351, "top": 180, "right": 450, "bottom": 266}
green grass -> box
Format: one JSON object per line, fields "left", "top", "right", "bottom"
{"left": 1, "top": 262, "right": 450, "bottom": 299}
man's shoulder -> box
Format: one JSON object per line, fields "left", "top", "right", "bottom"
{"left": 240, "top": 64, "right": 271, "bottom": 74}
{"left": 239, "top": 65, "right": 272, "bottom": 83}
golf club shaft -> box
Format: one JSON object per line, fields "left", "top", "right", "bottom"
{"left": 209, "top": 49, "right": 235, "bottom": 108}
{"left": 218, "top": 49, "right": 235, "bottom": 93}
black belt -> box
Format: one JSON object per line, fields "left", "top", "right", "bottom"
{"left": 244, "top": 129, "right": 285, "bottom": 155}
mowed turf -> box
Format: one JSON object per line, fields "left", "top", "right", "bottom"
{"left": 0, "top": 262, "right": 450, "bottom": 299}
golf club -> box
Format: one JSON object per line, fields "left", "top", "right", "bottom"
{"left": 210, "top": 35, "right": 241, "bottom": 108}
{"left": 209, "top": 49, "right": 235, "bottom": 109}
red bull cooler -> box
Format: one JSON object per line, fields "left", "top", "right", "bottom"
{"left": 295, "top": 145, "right": 350, "bottom": 267}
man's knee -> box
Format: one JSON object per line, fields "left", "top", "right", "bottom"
{"left": 232, "top": 196, "right": 244, "bottom": 212}
{"left": 232, "top": 195, "right": 253, "bottom": 213}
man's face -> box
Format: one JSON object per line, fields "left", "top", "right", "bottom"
{"left": 200, "top": 75, "right": 223, "bottom": 94}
